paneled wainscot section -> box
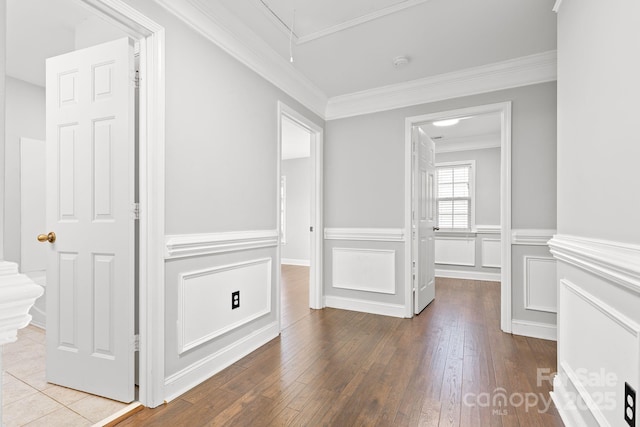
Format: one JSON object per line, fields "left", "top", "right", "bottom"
{"left": 163, "top": 230, "right": 279, "bottom": 401}
{"left": 324, "top": 228, "right": 406, "bottom": 318}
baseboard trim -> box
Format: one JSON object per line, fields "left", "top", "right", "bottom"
{"left": 281, "top": 258, "right": 310, "bottom": 266}
{"left": 435, "top": 269, "right": 501, "bottom": 282}
{"left": 324, "top": 296, "right": 406, "bottom": 318}
{"left": 511, "top": 319, "right": 557, "bottom": 341}
{"left": 164, "top": 321, "right": 279, "bottom": 402}
{"left": 550, "top": 376, "right": 589, "bottom": 427}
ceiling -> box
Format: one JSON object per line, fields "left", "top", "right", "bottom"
{"left": 213, "top": 0, "right": 557, "bottom": 97}
{"left": 6, "top": 0, "right": 127, "bottom": 87}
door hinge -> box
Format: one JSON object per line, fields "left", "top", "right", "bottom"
{"left": 133, "top": 334, "right": 140, "bottom": 352}
{"left": 132, "top": 202, "right": 140, "bottom": 220}
{"left": 134, "top": 70, "right": 140, "bottom": 88}
{"left": 310, "top": 226, "right": 314, "bottom": 232}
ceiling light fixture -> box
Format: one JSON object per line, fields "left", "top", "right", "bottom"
{"left": 432, "top": 118, "right": 461, "bottom": 127}
{"left": 393, "top": 55, "right": 409, "bottom": 68}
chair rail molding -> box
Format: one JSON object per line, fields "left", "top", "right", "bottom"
{"left": 165, "top": 230, "right": 279, "bottom": 259}
{"left": 324, "top": 227, "right": 405, "bottom": 242}
{"left": 512, "top": 229, "right": 556, "bottom": 245}
{"left": 549, "top": 234, "right": 640, "bottom": 294}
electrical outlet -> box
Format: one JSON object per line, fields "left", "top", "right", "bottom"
{"left": 626, "top": 382, "right": 636, "bottom": 427}
{"left": 232, "top": 291, "right": 240, "bottom": 310}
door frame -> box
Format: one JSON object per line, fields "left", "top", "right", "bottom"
{"left": 404, "top": 102, "right": 512, "bottom": 332}
{"left": 78, "top": 0, "right": 166, "bottom": 407}
{"left": 276, "top": 101, "right": 324, "bottom": 319}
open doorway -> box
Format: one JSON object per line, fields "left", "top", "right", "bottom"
{"left": 3, "top": 0, "right": 165, "bottom": 421}
{"left": 404, "top": 102, "right": 512, "bottom": 330}
{"left": 277, "top": 102, "right": 324, "bottom": 329}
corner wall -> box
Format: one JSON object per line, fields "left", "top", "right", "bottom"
{"left": 551, "top": 0, "right": 640, "bottom": 424}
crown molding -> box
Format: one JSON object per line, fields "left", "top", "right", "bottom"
{"left": 552, "top": 0, "right": 563, "bottom": 13}
{"left": 325, "top": 50, "right": 557, "bottom": 120}
{"left": 153, "top": 0, "right": 327, "bottom": 118}
{"left": 435, "top": 133, "right": 501, "bottom": 153}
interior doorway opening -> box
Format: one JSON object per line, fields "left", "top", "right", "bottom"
{"left": 276, "top": 102, "right": 324, "bottom": 329}
{"left": 405, "top": 102, "right": 512, "bottom": 331}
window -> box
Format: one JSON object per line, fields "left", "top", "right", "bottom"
{"left": 436, "top": 161, "right": 475, "bottom": 230}
{"left": 280, "top": 175, "right": 287, "bottom": 244}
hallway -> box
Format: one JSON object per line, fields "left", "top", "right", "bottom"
{"left": 118, "top": 272, "right": 562, "bottom": 426}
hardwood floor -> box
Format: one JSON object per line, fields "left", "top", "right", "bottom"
{"left": 119, "top": 269, "right": 563, "bottom": 426}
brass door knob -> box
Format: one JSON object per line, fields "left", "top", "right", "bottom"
{"left": 37, "top": 232, "right": 56, "bottom": 243}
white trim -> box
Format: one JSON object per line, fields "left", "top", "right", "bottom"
{"left": 277, "top": 102, "right": 324, "bottom": 311}
{"left": 511, "top": 320, "right": 557, "bottom": 341}
{"left": 512, "top": 229, "right": 556, "bottom": 245}
{"left": 476, "top": 225, "right": 501, "bottom": 234}
{"left": 435, "top": 269, "right": 501, "bottom": 282}
{"left": 524, "top": 256, "right": 557, "bottom": 313}
{"left": 80, "top": 0, "right": 166, "bottom": 408}
{"left": 549, "top": 235, "right": 640, "bottom": 294}
{"left": 324, "top": 296, "right": 406, "bottom": 318}
{"left": 552, "top": 0, "right": 564, "bottom": 13}
{"left": 434, "top": 133, "right": 501, "bottom": 154}
{"left": 281, "top": 258, "right": 310, "bottom": 266}
{"left": 94, "top": 402, "right": 143, "bottom": 426}
{"left": 323, "top": 227, "right": 405, "bottom": 242}
{"left": 154, "top": 0, "right": 327, "bottom": 117}
{"left": 405, "top": 102, "right": 512, "bottom": 331}
{"left": 163, "top": 321, "right": 278, "bottom": 402}
{"left": 177, "top": 258, "right": 272, "bottom": 354}
{"left": 296, "top": 0, "right": 430, "bottom": 44}
{"left": 558, "top": 361, "right": 611, "bottom": 427}
{"left": 550, "top": 375, "right": 590, "bottom": 427}
{"left": 327, "top": 51, "right": 556, "bottom": 120}
{"left": 165, "top": 230, "right": 278, "bottom": 259}
{"left": 332, "top": 248, "right": 396, "bottom": 294}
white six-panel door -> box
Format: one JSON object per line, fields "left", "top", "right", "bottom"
{"left": 45, "top": 37, "right": 135, "bottom": 402}
{"left": 414, "top": 127, "right": 436, "bottom": 314}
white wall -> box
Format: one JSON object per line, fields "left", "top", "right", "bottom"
{"left": 3, "top": 77, "right": 45, "bottom": 266}
{"left": 551, "top": 1, "right": 640, "bottom": 425}
{"left": 281, "top": 157, "right": 310, "bottom": 265}
{"left": 117, "top": 0, "right": 324, "bottom": 399}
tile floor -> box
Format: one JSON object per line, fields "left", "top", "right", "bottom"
{"left": 2, "top": 325, "right": 129, "bottom": 426}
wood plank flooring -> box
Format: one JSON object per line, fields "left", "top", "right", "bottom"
{"left": 119, "top": 266, "right": 563, "bottom": 426}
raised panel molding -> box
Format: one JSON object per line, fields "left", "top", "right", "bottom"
{"left": 324, "top": 228, "right": 405, "bottom": 242}
{"left": 332, "top": 248, "right": 396, "bottom": 294}
{"left": 558, "top": 279, "right": 640, "bottom": 426}
{"left": 435, "top": 237, "right": 476, "bottom": 266}
{"left": 523, "top": 256, "right": 557, "bottom": 313}
{"left": 177, "top": 258, "right": 272, "bottom": 354}
{"left": 481, "top": 238, "right": 501, "bottom": 268}
{"left": 326, "top": 51, "right": 557, "bottom": 120}
{"left": 511, "top": 229, "right": 556, "bottom": 245}
{"left": 549, "top": 234, "right": 640, "bottom": 294}
{"left": 165, "top": 230, "right": 278, "bottom": 259}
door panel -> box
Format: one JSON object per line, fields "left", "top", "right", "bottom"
{"left": 414, "top": 127, "right": 436, "bottom": 314}
{"left": 45, "top": 37, "right": 135, "bottom": 403}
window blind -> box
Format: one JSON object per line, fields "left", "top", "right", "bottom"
{"left": 436, "top": 165, "right": 471, "bottom": 229}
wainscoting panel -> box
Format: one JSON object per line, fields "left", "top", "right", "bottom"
{"left": 524, "top": 256, "right": 557, "bottom": 313}
{"left": 332, "top": 248, "right": 395, "bottom": 294}
{"left": 435, "top": 237, "right": 475, "bottom": 266}
{"left": 559, "top": 279, "right": 640, "bottom": 426}
{"left": 177, "top": 258, "right": 272, "bottom": 354}
{"left": 481, "top": 238, "right": 501, "bottom": 268}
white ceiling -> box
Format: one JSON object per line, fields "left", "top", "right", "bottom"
{"left": 281, "top": 116, "right": 311, "bottom": 160}
{"left": 213, "top": 0, "right": 557, "bottom": 97}
{"left": 6, "top": 0, "right": 127, "bottom": 87}
{"left": 420, "top": 112, "right": 501, "bottom": 153}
